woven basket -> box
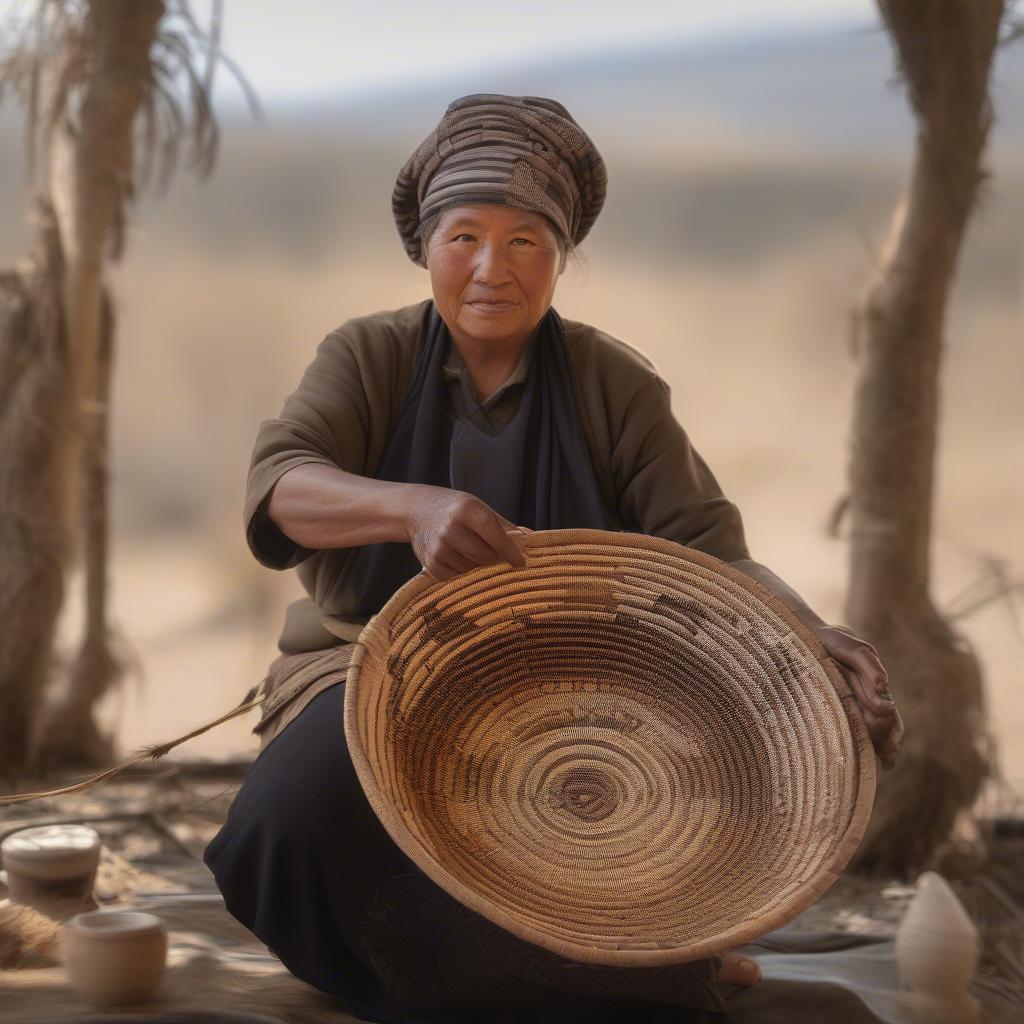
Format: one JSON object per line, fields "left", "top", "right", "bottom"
{"left": 344, "top": 528, "right": 875, "bottom": 966}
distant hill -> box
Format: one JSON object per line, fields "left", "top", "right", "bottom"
{"left": 1, "top": 23, "right": 1020, "bottom": 278}
{"left": 248, "top": 22, "right": 1023, "bottom": 153}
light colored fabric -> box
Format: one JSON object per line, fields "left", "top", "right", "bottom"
{"left": 725, "top": 926, "right": 916, "bottom": 1024}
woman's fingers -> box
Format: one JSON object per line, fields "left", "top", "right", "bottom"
{"left": 835, "top": 661, "right": 904, "bottom": 769}
{"left": 848, "top": 659, "right": 896, "bottom": 719}
{"left": 850, "top": 648, "right": 895, "bottom": 714}
{"left": 426, "top": 548, "right": 474, "bottom": 581}
{"left": 422, "top": 500, "right": 530, "bottom": 580}
{"left": 412, "top": 490, "right": 531, "bottom": 577}
{"left": 845, "top": 687, "right": 887, "bottom": 764}
{"left": 882, "top": 711, "right": 905, "bottom": 769}
{"left": 820, "top": 627, "right": 896, "bottom": 718}
{"left": 499, "top": 516, "right": 533, "bottom": 534}
{"left": 445, "top": 521, "right": 508, "bottom": 569}
{"left": 470, "top": 509, "right": 527, "bottom": 568}
{"left": 815, "top": 624, "right": 904, "bottom": 769}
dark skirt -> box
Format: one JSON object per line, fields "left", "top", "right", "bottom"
{"left": 203, "top": 683, "right": 729, "bottom": 1024}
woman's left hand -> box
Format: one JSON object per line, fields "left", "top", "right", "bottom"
{"left": 812, "top": 624, "right": 905, "bottom": 771}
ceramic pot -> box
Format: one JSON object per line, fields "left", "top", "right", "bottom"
{"left": 896, "top": 871, "right": 978, "bottom": 997}
{"left": 61, "top": 909, "right": 168, "bottom": 1005}
{"left": 1, "top": 824, "right": 101, "bottom": 904}
{"left": 902, "top": 991, "right": 980, "bottom": 1024}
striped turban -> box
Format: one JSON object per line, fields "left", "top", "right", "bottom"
{"left": 392, "top": 93, "right": 608, "bottom": 267}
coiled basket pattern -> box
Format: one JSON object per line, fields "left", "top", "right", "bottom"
{"left": 344, "top": 528, "right": 875, "bottom": 966}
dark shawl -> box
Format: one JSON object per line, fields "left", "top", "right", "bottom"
{"left": 350, "top": 300, "right": 610, "bottom": 614}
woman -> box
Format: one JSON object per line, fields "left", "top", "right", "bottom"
{"left": 204, "top": 94, "right": 904, "bottom": 1024}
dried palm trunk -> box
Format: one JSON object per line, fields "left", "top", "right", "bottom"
{"left": 35, "top": 290, "right": 122, "bottom": 769}
{"left": 32, "top": 0, "right": 163, "bottom": 768}
{"left": 48, "top": 0, "right": 162, "bottom": 520}
{"left": 0, "top": 0, "right": 230, "bottom": 776}
{"left": 0, "top": 202, "right": 72, "bottom": 782}
{"left": 847, "top": 0, "right": 1006, "bottom": 875}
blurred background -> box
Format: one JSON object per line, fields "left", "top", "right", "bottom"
{"left": 0, "top": 1, "right": 1020, "bottom": 794}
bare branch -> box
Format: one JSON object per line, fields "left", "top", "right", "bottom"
{"left": 945, "top": 555, "right": 1024, "bottom": 637}
{"left": 0, "top": 0, "right": 86, "bottom": 188}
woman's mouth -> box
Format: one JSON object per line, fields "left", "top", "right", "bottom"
{"left": 468, "top": 300, "right": 516, "bottom": 312}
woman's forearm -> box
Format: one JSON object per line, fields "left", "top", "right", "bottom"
{"left": 266, "top": 462, "right": 415, "bottom": 550}
{"left": 728, "top": 557, "right": 828, "bottom": 631}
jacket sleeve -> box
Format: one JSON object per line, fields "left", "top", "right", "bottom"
{"left": 243, "top": 328, "right": 374, "bottom": 570}
{"left": 612, "top": 374, "right": 751, "bottom": 563}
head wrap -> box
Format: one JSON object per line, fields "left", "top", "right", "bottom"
{"left": 392, "top": 93, "right": 608, "bottom": 267}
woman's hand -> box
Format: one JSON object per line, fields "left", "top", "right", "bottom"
{"left": 404, "top": 484, "right": 531, "bottom": 581}
{"left": 813, "top": 624, "right": 905, "bottom": 771}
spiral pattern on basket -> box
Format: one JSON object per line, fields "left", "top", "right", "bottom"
{"left": 346, "top": 530, "right": 874, "bottom": 966}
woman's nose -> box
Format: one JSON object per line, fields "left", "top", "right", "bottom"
{"left": 473, "top": 242, "right": 511, "bottom": 285}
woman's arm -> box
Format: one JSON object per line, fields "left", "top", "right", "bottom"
{"left": 268, "top": 463, "right": 416, "bottom": 549}
{"left": 729, "top": 556, "right": 904, "bottom": 770}
{"left": 268, "top": 462, "right": 527, "bottom": 580}
{"left": 728, "top": 558, "right": 826, "bottom": 632}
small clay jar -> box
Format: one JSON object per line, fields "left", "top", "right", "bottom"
{"left": 1, "top": 824, "right": 101, "bottom": 905}
{"left": 896, "top": 871, "right": 979, "bottom": 1024}
{"left": 62, "top": 909, "right": 168, "bottom": 1006}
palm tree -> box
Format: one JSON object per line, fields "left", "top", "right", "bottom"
{"left": 845, "top": 0, "right": 1018, "bottom": 875}
{"left": 0, "top": 0, "right": 258, "bottom": 779}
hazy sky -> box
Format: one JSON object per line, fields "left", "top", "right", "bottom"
{"left": 1, "top": 0, "right": 878, "bottom": 107}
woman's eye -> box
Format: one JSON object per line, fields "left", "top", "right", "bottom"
{"left": 511, "top": 237, "right": 533, "bottom": 247}
{"left": 453, "top": 233, "right": 475, "bottom": 242}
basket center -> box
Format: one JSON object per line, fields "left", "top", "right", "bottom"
{"left": 550, "top": 765, "right": 618, "bottom": 822}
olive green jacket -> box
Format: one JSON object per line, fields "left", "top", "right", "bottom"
{"left": 244, "top": 298, "right": 750, "bottom": 750}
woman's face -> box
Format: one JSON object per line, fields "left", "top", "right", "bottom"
{"left": 424, "top": 203, "right": 564, "bottom": 353}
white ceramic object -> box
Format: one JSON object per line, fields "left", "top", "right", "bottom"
{"left": 61, "top": 909, "right": 168, "bottom": 1005}
{"left": 896, "top": 871, "right": 979, "bottom": 1024}
{"left": 0, "top": 824, "right": 101, "bottom": 903}
{"left": 901, "top": 991, "right": 980, "bottom": 1024}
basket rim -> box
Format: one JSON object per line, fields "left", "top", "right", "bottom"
{"left": 343, "top": 527, "right": 876, "bottom": 966}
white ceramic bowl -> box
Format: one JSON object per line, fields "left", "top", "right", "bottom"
{"left": 61, "top": 909, "right": 168, "bottom": 1005}
{"left": 1, "top": 824, "right": 101, "bottom": 903}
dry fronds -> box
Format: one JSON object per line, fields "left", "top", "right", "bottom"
{"left": 0, "top": 0, "right": 262, "bottom": 251}
{"left": 135, "top": 0, "right": 262, "bottom": 204}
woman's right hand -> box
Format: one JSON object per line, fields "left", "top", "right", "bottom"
{"left": 403, "top": 484, "right": 530, "bottom": 581}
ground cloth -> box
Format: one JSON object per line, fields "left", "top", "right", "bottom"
{"left": 2, "top": 762, "right": 1020, "bottom": 1023}
{"left": 6, "top": 887, "right": 1020, "bottom": 1024}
